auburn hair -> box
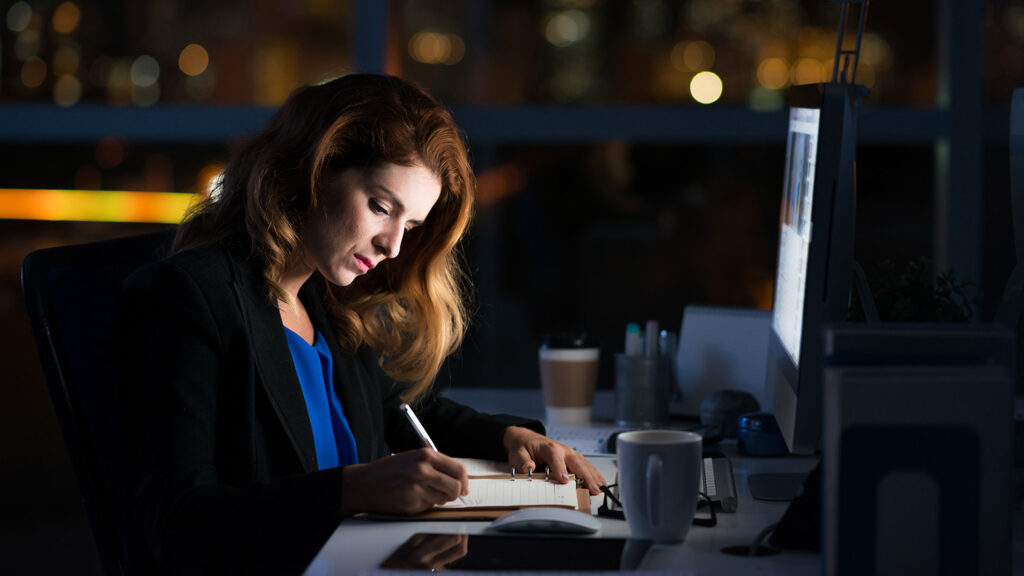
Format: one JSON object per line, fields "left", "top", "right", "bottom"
{"left": 174, "top": 74, "right": 475, "bottom": 402}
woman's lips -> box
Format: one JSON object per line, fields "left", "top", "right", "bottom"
{"left": 355, "top": 255, "right": 374, "bottom": 273}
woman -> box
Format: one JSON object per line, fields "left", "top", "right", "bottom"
{"left": 118, "top": 74, "right": 605, "bottom": 573}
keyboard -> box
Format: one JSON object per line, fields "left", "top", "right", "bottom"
{"left": 546, "top": 425, "right": 626, "bottom": 455}
{"left": 702, "top": 453, "right": 738, "bottom": 512}
{"left": 548, "top": 426, "right": 738, "bottom": 513}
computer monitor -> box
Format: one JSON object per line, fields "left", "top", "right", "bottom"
{"left": 765, "top": 82, "right": 864, "bottom": 455}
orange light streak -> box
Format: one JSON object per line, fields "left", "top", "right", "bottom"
{"left": 0, "top": 189, "right": 197, "bottom": 223}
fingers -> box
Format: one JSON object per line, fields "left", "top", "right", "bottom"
{"left": 507, "top": 446, "right": 537, "bottom": 476}
{"left": 503, "top": 427, "right": 607, "bottom": 494}
{"left": 341, "top": 449, "right": 471, "bottom": 516}
{"left": 565, "top": 452, "right": 608, "bottom": 495}
{"left": 416, "top": 449, "right": 467, "bottom": 502}
{"left": 430, "top": 450, "right": 469, "bottom": 496}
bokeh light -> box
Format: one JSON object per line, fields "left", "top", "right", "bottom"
{"left": 132, "top": 83, "right": 161, "bottom": 107}
{"left": 21, "top": 56, "right": 46, "bottom": 87}
{"left": 444, "top": 34, "right": 465, "bottom": 65}
{"left": 53, "top": 46, "right": 81, "bottom": 76}
{"left": 178, "top": 43, "right": 209, "bottom": 76}
{"left": 53, "top": 75, "right": 82, "bottom": 106}
{"left": 130, "top": 55, "right": 160, "bottom": 87}
{"left": 545, "top": 10, "right": 590, "bottom": 47}
{"left": 5, "top": 1, "right": 31, "bottom": 32}
{"left": 410, "top": 32, "right": 450, "bottom": 64}
{"left": 690, "top": 70, "right": 722, "bottom": 104}
{"left": 670, "top": 40, "right": 715, "bottom": 73}
{"left": 52, "top": 2, "right": 81, "bottom": 34}
{"left": 757, "top": 58, "right": 789, "bottom": 90}
{"left": 860, "top": 33, "right": 891, "bottom": 68}
{"left": 14, "top": 29, "right": 40, "bottom": 60}
{"left": 791, "top": 58, "right": 825, "bottom": 85}
{"left": 106, "top": 58, "right": 133, "bottom": 104}
{"left": 409, "top": 32, "right": 465, "bottom": 65}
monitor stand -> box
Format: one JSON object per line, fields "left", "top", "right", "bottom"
{"left": 748, "top": 472, "right": 808, "bottom": 502}
{"left": 765, "top": 463, "right": 822, "bottom": 551}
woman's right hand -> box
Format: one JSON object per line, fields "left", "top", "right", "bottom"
{"left": 340, "top": 448, "right": 469, "bottom": 516}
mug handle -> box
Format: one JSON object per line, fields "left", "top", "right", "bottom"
{"left": 646, "top": 454, "right": 662, "bottom": 529}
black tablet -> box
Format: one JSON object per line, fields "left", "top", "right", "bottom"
{"left": 379, "top": 533, "right": 652, "bottom": 571}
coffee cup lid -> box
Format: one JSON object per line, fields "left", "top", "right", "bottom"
{"left": 541, "top": 332, "right": 598, "bottom": 349}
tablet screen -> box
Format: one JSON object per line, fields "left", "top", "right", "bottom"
{"left": 379, "top": 533, "right": 652, "bottom": 571}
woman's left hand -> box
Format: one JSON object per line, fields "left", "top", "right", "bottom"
{"left": 502, "top": 426, "right": 607, "bottom": 495}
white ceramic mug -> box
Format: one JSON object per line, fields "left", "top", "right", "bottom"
{"left": 616, "top": 429, "right": 702, "bottom": 543}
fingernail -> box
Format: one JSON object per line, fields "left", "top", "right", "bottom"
{"left": 561, "top": 473, "right": 570, "bottom": 482}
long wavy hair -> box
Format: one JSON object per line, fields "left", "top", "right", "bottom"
{"left": 174, "top": 74, "right": 475, "bottom": 402}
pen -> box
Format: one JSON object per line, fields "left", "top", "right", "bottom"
{"left": 400, "top": 402, "right": 438, "bottom": 451}
{"left": 644, "top": 320, "right": 659, "bottom": 357}
{"left": 624, "top": 322, "right": 641, "bottom": 356}
{"left": 400, "top": 402, "right": 468, "bottom": 505}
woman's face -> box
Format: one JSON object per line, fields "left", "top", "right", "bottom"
{"left": 302, "top": 162, "right": 442, "bottom": 287}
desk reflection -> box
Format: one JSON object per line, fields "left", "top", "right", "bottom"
{"left": 379, "top": 532, "right": 651, "bottom": 571}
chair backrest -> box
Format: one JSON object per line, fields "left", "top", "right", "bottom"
{"left": 21, "top": 231, "right": 174, "bottom": 576}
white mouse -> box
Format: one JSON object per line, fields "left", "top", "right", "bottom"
{"left": 488, "top": 507, "right": 602, "bottom": 534}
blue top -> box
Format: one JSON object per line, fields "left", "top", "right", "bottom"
{"left": 283, "top": 327, "right": 359, "bottom": 469}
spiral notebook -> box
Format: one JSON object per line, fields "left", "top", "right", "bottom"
{"left": 370, "top": 458, "right": 590, "bottom": 521}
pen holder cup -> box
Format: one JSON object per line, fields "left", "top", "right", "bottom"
{"left": 614, "top": 354, "right": 673, "bottom": 426}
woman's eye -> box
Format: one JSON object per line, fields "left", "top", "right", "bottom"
{"left": 370, "top": 200, "right": 388, "bottom": 215}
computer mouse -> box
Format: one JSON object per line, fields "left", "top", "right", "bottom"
{"left": 488, "top": 507, "right": 602, "bottom": 534}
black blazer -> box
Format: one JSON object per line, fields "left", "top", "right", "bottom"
{"left": 117, "top": 238, "right": 541, "bottom": 574}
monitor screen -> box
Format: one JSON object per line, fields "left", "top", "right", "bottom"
{"left": 765, "top": 82, "right": 861, "bottom": 455}
{"left": 772, "top": 107, "right": 821, "bottom": 367}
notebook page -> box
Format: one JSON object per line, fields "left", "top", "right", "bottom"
{"left": 456, "top": 458, "right": 513, "bottom": 477}
{"left": 438, "top": 477, "right": 578, "bottom": 509}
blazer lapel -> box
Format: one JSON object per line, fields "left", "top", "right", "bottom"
{"left": 226, "top": 251, "right": 318, "bottom": 474}
{"left": 301, "top": 278, "right": 378, "bottom": 463}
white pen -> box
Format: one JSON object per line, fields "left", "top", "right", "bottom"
{"left": 400, "top": 402, "right": 438, "bottom": 450}
{"left": 399, "top": 403, "right": 468, "bottom": 505}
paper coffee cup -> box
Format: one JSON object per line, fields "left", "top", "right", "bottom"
{"left": 538, "top": 333, "right": 599, "bottom": 425}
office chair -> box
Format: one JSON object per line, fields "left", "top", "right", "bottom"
{"left": 21, "top": 231, "right": 174, "bottom": 576}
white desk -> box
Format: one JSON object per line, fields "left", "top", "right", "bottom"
{"left": 304, "top": 452, "right": 819, "bottom": 576}
{"left": 304, "top": 389, "right": 821, "bottom": 575}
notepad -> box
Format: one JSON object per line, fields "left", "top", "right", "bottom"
{"left": 436, "top": 458, "right": 579, "bottom": 510}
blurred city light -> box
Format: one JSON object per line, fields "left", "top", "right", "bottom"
{"left": 52, "top": 2, "right": 81, "bottom": 35}
{"left": 178, "top": 43, "right": 210, "bottom": 76}
{"left": 757, "top": 58, "right": 789, "bottom": 90}
{"left": 545, "top": 10, "right": 590, "bottom": 47}
{"left": 409, "top": 31, "right": 465, "bottom": 65}
{"left": 690, "top": 70, "right": 722, "bottom": 104}
{"left": 14, "top": 29, "right": 40, "bottom": 60}
{"left": 130, "top": 55, "right": 160, "bottom": 87}
{"left": 20, "top": 56, "right": 45, "bottom": 87}
{"left": 5, "top": 1, "right": 31, "bottom": 33}
{"left": 53, "top": 46, "right": 80, "bottom": 76}
{"left": 791, "top": 57, "right": 825, "bottom": 85}
{"left": 53, "top": 74, "right": 82, "bottom": 106}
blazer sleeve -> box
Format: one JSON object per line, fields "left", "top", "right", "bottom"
{"left": 365, "top": 351, "right": 546, "bottom": 461}
{"left": 118, "top": 258, "right": 342, "bottom": 574}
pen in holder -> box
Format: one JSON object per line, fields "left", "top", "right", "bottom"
{"left": 614, "top": 353, "right": 673, "bottom": 426}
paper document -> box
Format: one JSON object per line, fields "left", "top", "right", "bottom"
{"left": 440, "top": 476, "right": 579, "bottom": 509}
{"left": 437, "top": 458, "right": 578, "bottom": 509}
